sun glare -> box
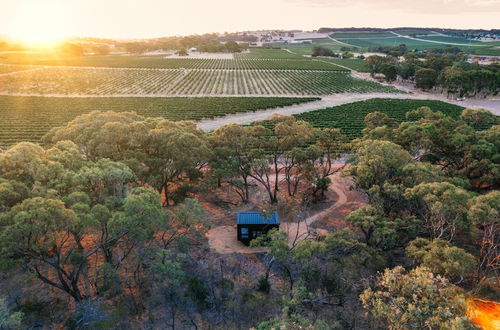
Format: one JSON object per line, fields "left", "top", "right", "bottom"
{"left": 10, "top": 2, "right": 71, "bottom": 46}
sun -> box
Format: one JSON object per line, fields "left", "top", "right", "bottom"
{"left": 10, "top": 1, "right": 71, "bottom": 46}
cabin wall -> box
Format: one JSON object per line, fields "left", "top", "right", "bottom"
{"left": 237, "top": 224, "right": 279, "bottom": 245}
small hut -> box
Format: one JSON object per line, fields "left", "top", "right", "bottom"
{"left": 237, "top": 212, "right": 279, "bottom": 246}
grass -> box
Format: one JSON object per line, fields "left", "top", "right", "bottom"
{"left": 339, "top": 37, "right": 487, "bottom": 50}
{"left": 331, "top": 32, "right": 395, "bottom": 39}
{"left": 393, "top": 29, "right": 436, "bottom": 36}
{"left": 0, "top": 96, "right": 319, "bottom": 145}
{"left": 235, "top": 48, "right": 303, "bottom": 59}
{"left": 469, "top": 48, "right": 500, "bottom": 56}
{"left": 416, "top": 36, "right": 484, "bottom": 45}
{"left": 293, "top": 98, "right": 465, "bottom": 140}
{"left": 316, "top": 58, "right": 368, "bottom": 72}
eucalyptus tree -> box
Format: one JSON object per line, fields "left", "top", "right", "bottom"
{"left": 361, "top": 266, "right": 474, "bottom": 329}
{"left": 406, "top": 238, "right": 476, "bottom": 282}
{"left": 210, "top": 123, "right": 266, "bottom": 203}
{"left": 404, "top": 182, "right": 472, "bottom": 241}
{"left": 468, "top": 191, "right": 499, "bottom": 278}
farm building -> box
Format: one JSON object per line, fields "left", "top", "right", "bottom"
{"left": 237, "top": 212, "right": 279, "bottom": 245}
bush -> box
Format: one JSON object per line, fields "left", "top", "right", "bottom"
{"left": 257, "top": 277, "right": 271, "bottom": 293}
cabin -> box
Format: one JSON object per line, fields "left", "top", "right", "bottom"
{"left": 237, "top": 212, "right": 279, "bottom": 246}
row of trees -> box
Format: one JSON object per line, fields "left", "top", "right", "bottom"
{"left": 311, "top": 46, "right": 355, "bottom": 59}
{"left": 120, "top": 36, "right": 249, "bottom": 54}
{"left": 41, "top": 112, "right": 346, "bottom": 206}
{"left": 365, "top": 51, "right": 500, "bottom": 97}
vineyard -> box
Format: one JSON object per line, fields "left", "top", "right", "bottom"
{"left": 0, "top": 64, "right": 37, "bottom": 75}
{"left": 0, "top": 95, "right": 318, "bottom": 145}
{"left": 293, "top": 98, "right": 465, "bottom": 140}
{"left": 317, "top": 58, "right": 369, "bottom": 72}
{"left": 0, "top": 66, "right": 398, "bottom": 96}
{"left": 0, "top": 55, "right": 347, "bottom": 70}
{"left": 235, "top": 48, "right": 304, "bottom": 59}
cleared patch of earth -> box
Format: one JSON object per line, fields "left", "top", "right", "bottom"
{"left": 206, "top": 168, "right": 357, "bottom": 254}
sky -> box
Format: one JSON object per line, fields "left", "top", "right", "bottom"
{"left": 1, "top": 0, "right": 499, "bottom": 41}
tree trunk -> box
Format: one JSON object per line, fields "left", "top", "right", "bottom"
{"left": 163, "top": 182, "right": 170, "bottom": 206}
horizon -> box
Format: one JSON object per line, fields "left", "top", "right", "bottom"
{"left": 1, "top": 0, "right": 499, "bottom": 43}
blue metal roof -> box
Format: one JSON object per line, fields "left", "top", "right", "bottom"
{"left": 237, "top": 212, "right": 279, "bottom": 225}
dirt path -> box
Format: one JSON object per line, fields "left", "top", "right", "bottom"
{"left": 206, "top": 171, "right": 348, "bottom": 254}
{"left": 281, "top": 172, "right": 348, "bottom": 246}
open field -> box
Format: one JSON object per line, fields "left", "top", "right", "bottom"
{"left": 317, "top": 58, "right": 369, "bottom": 72}
{"left": 332, "top": 32, "right": 395, "bottom": 38}
{"left": 339, "top": 37, "right": 481, "bottom": 49}
{"left": 417, "top": 36, "right": 484, "bottom": 45}
{"left": 293, "top": 98, "right": 465, "bottom": 140}
{"left": 469, "top": 48, "right": 500, "bottom": 56}
{"left": 0, "top": 66, "right": 398, "bottom": 96}
{"left": 235, "top": 48, "right": 304, "bottom": 59}
{"left": 0, "top": 64, "right": 37, "bottom": 74}
{"left": 0, "top": 95, "right": 318, "bottom": 145}
{"left": 393, "top": 29, "right": 437, "bottom": 35}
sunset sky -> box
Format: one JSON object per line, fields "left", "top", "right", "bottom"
{"left": 1, "top": 0, "right": 499, "bottom": 41}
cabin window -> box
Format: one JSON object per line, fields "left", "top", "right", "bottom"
{"left": 241, "top": 227, "right": 249, "bottom": 239}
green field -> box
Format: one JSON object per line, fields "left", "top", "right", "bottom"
{"left": 416, "top": 36, "right": 484, "bottom": 45}
{"left": 316, "top": 58, "right": 368, "bottom": 72}
{"left": 235, "top": 48, "right": 304, "bottom": 59}
{"left": 0, "top": 67, "right": 399, "bottom": 96}
{"left": 393, "top": 30, "right": 436, "bottom": 36}
{"left": 0, "top": 96, "right": 318, "bottom": 145}
{"left": 340, "top": 37, "right": 481, "bottom": 50}
{"left": 469, "top": 47, "right": 500, "bottom": 56}
{"left": 293, "top": 99, "right": 465, "bottom": 140}
{"left": 332, "top": 32, "right": 395, "bottom": 39}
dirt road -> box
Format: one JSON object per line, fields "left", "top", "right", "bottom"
{"left": 197, "top": 91, "right": 500, "bottom": 131}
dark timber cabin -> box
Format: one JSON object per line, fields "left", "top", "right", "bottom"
{"left": 237, "top": 212, "right": 279, "bottom": 246}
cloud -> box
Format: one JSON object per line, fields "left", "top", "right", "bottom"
{"left": 285, "top": 0, "right": 500, "bottom": 14}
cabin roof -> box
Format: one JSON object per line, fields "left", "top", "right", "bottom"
{"left": 237, "top": 212, "right": 279, "bottom": 225}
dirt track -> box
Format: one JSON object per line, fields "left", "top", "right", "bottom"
{"left": 197, "top": 91, "right": 500, "bottom": 131}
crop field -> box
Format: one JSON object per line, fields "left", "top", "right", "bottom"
{"left": 0, "top": 64, "right": 37, "bottom": 74}
{"left": 340, "top": 37, "right": 480, "bottom": 50}
{"left": 331, "top": 32, "right": 395, "bottom": 39}
{"left": 293, "top": 98, "right": 465, "bottom": 140}
{"left": 470, "top": 47, "right": 500, "bottom": 56}
{"left": 0, "top": 54, "right": 346, "bottom": 70}
{"left": 416, "top": 36, "right": 484, "bottom": 45}
{"left": 0, "top": 66, "right": 398, "bottom": 96}
{"left": 393, "top": 30, "right": 436, "bottom": 36}
{"left": 235, "top": 48, "right": 303, "bottom": 59}
{"left": 317, "top": 58, "right": 368, "bottom": 72}
{"left": 0, "top": 95, "right": 318, "bottom": 145}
